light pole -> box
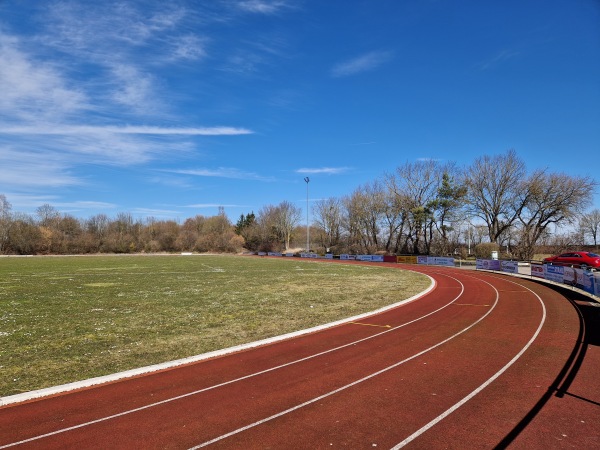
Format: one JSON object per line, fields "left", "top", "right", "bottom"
{"left": 304, "top": 177, "right": 310, "bottom": 253}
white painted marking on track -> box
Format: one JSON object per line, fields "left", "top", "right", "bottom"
{"left": 0, "top": 271, "right": 463, "bottom": 449}
{"left": 1, "top": 275, "right": 437, "bottom": 407}
{"left": 390, "top": 277, "right": 547, "bottom": 449}
{"left": 188, "top": 275, "right": 500, "bottom": 449}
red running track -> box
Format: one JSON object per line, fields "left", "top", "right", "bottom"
{"left": 1, "top": 262, "right": 599, "bottom": 449}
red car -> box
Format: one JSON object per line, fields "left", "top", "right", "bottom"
{"left": 543, "top": 251, "right": 600, "bottom": 269}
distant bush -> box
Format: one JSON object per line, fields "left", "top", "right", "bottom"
{"left": 474, "top": 242, "right": 499, "bottom": 259}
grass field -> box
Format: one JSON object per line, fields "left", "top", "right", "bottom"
{"left": 0, "top": 254, "right": 430, "bottom": 397}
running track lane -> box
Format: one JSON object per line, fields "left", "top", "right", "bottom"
{"left": 0, "top": 263, "right": 596, "bottom": 448}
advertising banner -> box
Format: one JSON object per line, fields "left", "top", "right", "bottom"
{"left": 580, "top": 270, "right": 595, "bottom": 295}
{"left": 564, "top": 267, "right": 595, "bottom": 294}
{"left": 531, "top": 263, "right": 544, "bottom": 278}
{"left": 340, "top": 254, "right": 356, "bottom": 260}
{"left": 397, "top": 256, "right": 418, "bottom": 264}
{"left": 563, "top": 267, "right": 576, "bottom": 285}
{"left": 268, "top": 252, "right": 282, "bottom": 257}
{"left": 433, "top": 257, "right": 455, "bottom": 267}
{"left": 544, "top": 265, "right": 564, "bottom": 283}
{"left": 501, "top": 261, "right": 519, "bottom": 274}
{"left": 476, "top": 259, "right": 501, "bottom": 270}
{"left": 415, "top": 256, "right": 455, "bottom": 267}
{"left": 348, "top": 255, "right": 385, "bottom": 262}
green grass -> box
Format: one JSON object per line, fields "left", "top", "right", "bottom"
{"left": 0, "top": 254, "right": 430, "bottom": 397}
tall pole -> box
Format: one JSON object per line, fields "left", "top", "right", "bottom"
{"left": 304, "top": 177, "right": 310, "bottom": 253}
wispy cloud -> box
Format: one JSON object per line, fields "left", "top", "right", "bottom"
{"left": 331, "top": 50, "right": 393, "bottom": 78}
{"left": 130, "top": 207, "right": 182, "bottom": 217}
{"left": 0, "top": 125, "right": 253, "bottom": 136}
{"left": 167, "top": 167, "right": 274, "bottom": 181}
{"left": 476, "top": 49, "right": 520, "bottom": 70}
{"left": 0, "top": 34, "right": 89, "bottom": 122}
{"left": 236, "top": 1, "right": 293, "bottom": 14}
{"left": 185, "top": 203, "right": 245, "bottom": 208}
{"left": 0, "top": 147, "right": 80, "bottom": 188}
{"left": 169, "top": 34, "right": 208, "bottom": 61}
{"left": 296, "top": 167, "right": 350, "bottom": 175}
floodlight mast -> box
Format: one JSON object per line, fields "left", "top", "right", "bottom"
{"left": 304, "top": 177, "right": 310, "bottom": 253}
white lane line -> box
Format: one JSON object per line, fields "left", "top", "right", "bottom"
{"left": 188, "top": 278, "right": 500, "bottom": 449}
{"left": 3, "top": 272, "right": 438, "bottom": 407}
{"left": 0, "top": 272, "right": 464, "bottom": 449}
{"left": 391, "top": 277, "right": 547, "bottom": 448}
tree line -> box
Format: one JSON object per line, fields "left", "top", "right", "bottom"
{"left": 1, "top": 150, "right": 599, "bottom": 258}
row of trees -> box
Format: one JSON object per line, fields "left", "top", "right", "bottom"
{"left": 0, "top": 201, "right": 243, "bottom": 255}
{"left": 1, "top": 150, "right": 599, "bottom": 258}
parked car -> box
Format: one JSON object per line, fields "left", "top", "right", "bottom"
{"left": 542, "top": 251, "right": 600, "bottom": 269}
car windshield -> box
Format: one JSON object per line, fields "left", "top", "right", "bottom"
{"left": 587, "top": 253, "right": 600, "bottom": 258}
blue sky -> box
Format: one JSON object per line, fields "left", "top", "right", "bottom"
{"left": 1, "top": 0, "right": 599, "bottom": 223}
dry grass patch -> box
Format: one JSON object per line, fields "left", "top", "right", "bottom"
{"left": 0, "top": 254, "right": 429, "bottom": 396}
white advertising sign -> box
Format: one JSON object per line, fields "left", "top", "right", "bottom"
{"left": 544, "top": 265, "right": 564, "bottom": 283}
{"left": 433, "top": 257, "right": 455, "bottom": 267}
{"left": 531, "top": 263, "right": 544, "bottom": 278}
{"left": 476, "top": 259, "right": 501, "bottom": 270}
{"left": 501, "top": 261, "right": 519, "bottom": 274}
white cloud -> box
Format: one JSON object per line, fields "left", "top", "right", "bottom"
{"left": 168, "top": 167, "right": 273, "bottom": 181}
{"left": 236, "top": 1, "right": 292, "bottom": 14}
{"left": 109, "top": 64, "right": 158, "bottom": 113}
{"left": 185, "top": 203, "right": 244, "bottom": 208}
{"left": 0, "top": 125, "right": 253, "bottom": 136}
{"left": 59, "top": 200, "right": 117, "bottom": 209}
{"left": 0, "top": 34, "right": 89, "bottom": 122}
{"left": 296, "top": 167, "right": 350, "bottom": 175}
{"left": 170, "top": 35, "right": 208, "bottom": 61}
{"left": 130, "top": 207, "right": 182, "bottom": 217}
{"left": 43, "top": 2, "right": 187, "bottom": 52}
{"left": 0, "top": 147, "right": 80, "bottom": 189}
{"left": 476, "top": 49, "right": 520, "bottom": 71}
{"left": 331, "top": 50, "right": 393, "bottom": 78}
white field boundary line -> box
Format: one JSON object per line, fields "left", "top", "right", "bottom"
{"left": 0, "top": 272, "right": 460, "bottom": 449}
{"left": 1, "top": 273, "right": 437, "bottom": 407}
{"left": 188, "top": 275, "right": 501, "bottom": 449}
{"left": 391, "top": 276, "right": 547, "bottom": 448}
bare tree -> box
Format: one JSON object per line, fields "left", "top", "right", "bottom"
{"left": 342, "top": 181, "right": 388, "bottom": 254}
{"left": 0, "top": 195, "right": 11, "bottom": 253}
{"left": 272, "top": 200, "right": 302, "bottom": 251}
{"left": 580, "top": 209, "right": 600, "bottom": 246}
{"left": 86, "top": 214, "right": 110, "bottom": 251}
{"left": 255, "top": 205, "right": 281, "bottom": 252}
{"left": 514, "top": 171, "right": 596, "bottom": 259}
{"left": 6, "top": 213, "right": 40, "bottom": 254}
{"left": 465, "top": 149, "right": 528, "bottom": 245}
{"left": 36, "top": 204, "right": 61, "bottom": 228}
{"left": 313, "top": 197, "right": 343, "bottom": 251}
